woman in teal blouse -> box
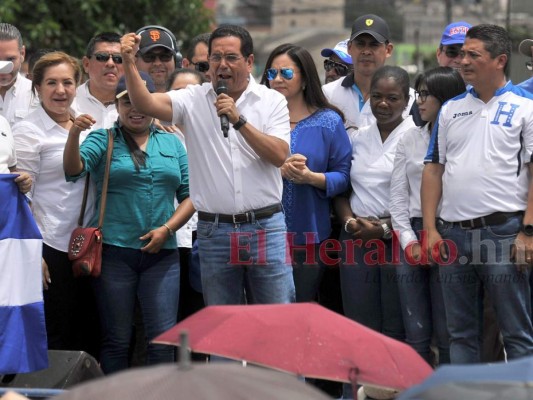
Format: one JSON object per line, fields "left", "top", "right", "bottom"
{"left": 64, "top": 72, "right": 194, "bottom": 374}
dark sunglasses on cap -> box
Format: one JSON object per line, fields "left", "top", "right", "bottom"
{"left": 443, "top": 46, "right": 461, "bottom": 59}
{"left": 266, "top": 68, "right": 295, "bottom": 81}
{"left": 139, "top": 52, "right": 174, "bottom": 63}
{"left": 91, "top": 52, "right": 123, "bottom": 64}
{"left": 191, "top": 61, "right": 209, "bottom": 73}
{"left": 323, "top": 59, "right": 351, "bottom": 75}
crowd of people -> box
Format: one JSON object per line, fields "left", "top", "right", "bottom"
{"left": 2, "top": 11, "right": 533, "bottom": 399}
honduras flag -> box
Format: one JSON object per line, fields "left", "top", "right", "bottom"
{"left": 0, "top": 174, "right": 48, "bottom": 373}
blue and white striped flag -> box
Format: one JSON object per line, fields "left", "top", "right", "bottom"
{"left": 0, "top": 174, "right": 48, "bottom": 373}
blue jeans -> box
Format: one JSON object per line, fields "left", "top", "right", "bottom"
{"left": 397, "top": 218, "right": 449, "bottom": 365}
{"left": 439, "top": 215, "right": 533, "bottom": 363}
{"left": 339, "top": 230, "right": 405, "bottom": 341}
{"left": 93, "top": 245, "right": 180, "bottom": 374}
{"left": 197, "top": 211, "right": 295, "bottom": 305}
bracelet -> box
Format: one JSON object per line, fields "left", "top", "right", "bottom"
{"left": 163, "top": 223, "right": 174, "bottom": 237}
{"left": 344, "top": 217, "right": 357, "bottom": 233}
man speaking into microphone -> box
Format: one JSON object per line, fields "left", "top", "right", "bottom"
{"left": 120, "top": 25, "right": 294, "bottom": 306}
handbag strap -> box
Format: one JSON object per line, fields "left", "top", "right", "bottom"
{"left": 77, "top": 129, "right": 115, "bottom": 228}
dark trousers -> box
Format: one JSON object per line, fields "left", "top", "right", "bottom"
{"left": 42, "top": 244, "right": 100, "bottom": 360}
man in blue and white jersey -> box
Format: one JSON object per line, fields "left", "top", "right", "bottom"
{"left": 421, "top": 24, "right": 533, "bottom": 364}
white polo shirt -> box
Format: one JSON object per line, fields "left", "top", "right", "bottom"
{"left": 0, "top": 74, "right": 40, "bottom": 126}
{"left": 167, "top": 75, "right": 290, "bottom": 214}
{"left": 390, "top": 123, "right": 439, "bottom": 249}
{"left": 0, "top": 115, "right": 16, "bottom": 173}
{"left": 349, "top": 117, "right": 415, "bottom": 218}
{"left": 322, "top": 74, "right": 417, "bottom": 129}
{"left": 13, "top": 106, "right": 93, "bottom": 252}
{"left": 425, "top": 82, "right": 533, "bottom": 221}
{"left": 73, "top": 82, "right": 118, "bottom": 129}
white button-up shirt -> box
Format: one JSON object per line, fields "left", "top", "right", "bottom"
{"left": 349, "top": 117, "right": 415, "bottom": 218}
{"left": 0, "top": 115, "right": 16, "bottom": 173}
{"left": 0, "top": 74, "right": 40, "bottom": 126}
{"left": 13, "top": 106, "right": 93, "bottom": 252}
{"left": 73, "top": 82, "right": 118, "bottom": 129}
{"left": 167, "top": 76, "right": 290, "bottom": 214}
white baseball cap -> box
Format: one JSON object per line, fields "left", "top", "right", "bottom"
{"left": 0, "top": 61, "right": 14, "bottom": 74}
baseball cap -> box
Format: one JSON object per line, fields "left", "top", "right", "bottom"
{"left": 321, "top": 40, "right": 352, "bottom": 65}
{"left": 116, "top": 71, "right": 156, "bottom": 99}
{"left": 137, "top": 26, "right": 177, "bottom": 55}
{"left": 519, "top": 39, "right": 533, "bottom": 57}
{"left": 0, "top": 61, "right": 13, "bottom": 74}
{"left": 350, "top": 14, "right": 390, "bottom": 43}
{"left": 440, "top": 21, "right": 472, "bottom": 46}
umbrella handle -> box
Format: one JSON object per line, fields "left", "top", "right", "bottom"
{"left": 178, "top": 330, "right": 192, "bottom": 369}
{"left": 349, "top": 367, "right": 359, "bottom": 400}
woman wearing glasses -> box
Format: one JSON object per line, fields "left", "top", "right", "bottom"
{"left": 390, "top": 66, "right": 466, "bottom": 365}
{"left": 13, "top": 52, "right": 100, "bottom": 357}
{"left": 260, "top": 43, "right": 351, "bottom": 302}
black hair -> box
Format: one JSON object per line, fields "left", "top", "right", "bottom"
{"left": 116, "top": 117, "right": 147, "bottom": 172}
{"left": 466, "top": 24, "right": 511, "bottom": 75}
{"left": 209, "top": 25, "right": 253, "bottom": 58}
{"left": 85, "top": 32, "right": 121, "bottom": 57}
{"left": 186, "top": 32, "right": 210, "bottom": 61}
{"left": 415, "top": 66, "right": 466, "bottom": 106}
{"left": 371, "top": 65, "right": 410, "bottom": 100}
{"left": 260, "top": 43, "right": 344, "bottom": 121}
{"left": 166, "top": 68, "right": 207, "bottom": 91}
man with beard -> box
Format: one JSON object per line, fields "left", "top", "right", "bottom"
{"left": 0, "top": 23, "right": 39, "bottom": 126}
{"left": 135, "top": 25, "right": 180, "bottom": 93}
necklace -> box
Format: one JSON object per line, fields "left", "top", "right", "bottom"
{"left": 290, "top": 120, "right": 300, "bottom": 124}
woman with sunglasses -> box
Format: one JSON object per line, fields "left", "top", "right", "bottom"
{"left": 13, "top": 52, "right": 101, "bottom": 357}
{"left": 336, "top": 65, "right": 415, "bottom": 342}
{"left": 260, "top": 43, "right": 351, "bottom": 302}
{"left": 390, "top": 67, "right": 466, "bottom": 365}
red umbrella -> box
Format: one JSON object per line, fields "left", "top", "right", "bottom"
{"left": 153, "top": 303, "right": 432, "bottom": 391}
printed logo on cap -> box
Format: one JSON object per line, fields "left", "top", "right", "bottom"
{"left": 149, "top": 30, "right": 161, "bottom": 42}
{"left": 366, "top": 19, "right": 374, "bottom": 27}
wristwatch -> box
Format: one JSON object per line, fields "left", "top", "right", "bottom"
{"left": 522, "top": 223, "right": 533, "bottom": 236}
{"left": 233, "top": 115, "right": 247, "bottom": 130}
{"left": 381, "top": 223, "right": 393, "bottom": 240}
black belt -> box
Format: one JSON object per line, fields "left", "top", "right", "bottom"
{"left": 455, "top": 211, "right": 523, "bottom": 229}
{"left": 198, "top": 204, "right": 282, "bottom": 224}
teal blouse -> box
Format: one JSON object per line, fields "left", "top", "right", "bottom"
{"left": 66, "top": 123, "right": 189, "bottom": 249}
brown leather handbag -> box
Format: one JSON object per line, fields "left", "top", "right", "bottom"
{"left": 68, "top": 129, "right": 114, "bottom": 277}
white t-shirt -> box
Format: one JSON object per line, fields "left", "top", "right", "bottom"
{"left": 0, "top": 115, "right": 16, "bottom": 173}
{"left": 349, "top": 117, "right": 416, "bottom": 218}
{"left": 167, "top": 75, "right": 290, "bottom": 214}
{"left": 425, "top": 82, "right": 533, "bottom": 221}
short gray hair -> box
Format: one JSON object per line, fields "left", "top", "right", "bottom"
{"left": 0, "top": 23, "right": 23, "bottom": 49}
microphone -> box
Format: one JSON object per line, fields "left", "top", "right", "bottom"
{"left": 216, "top": 80, "right": 229, "bottom": 138}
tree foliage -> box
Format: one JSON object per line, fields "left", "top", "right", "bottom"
{"left": 0, "top": 0, "right": 214, "bottom": 57}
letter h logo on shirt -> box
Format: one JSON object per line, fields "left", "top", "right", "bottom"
{"left": 490, "top": 102, "right": 519, "bottom": 127}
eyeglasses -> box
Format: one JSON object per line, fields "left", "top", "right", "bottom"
{"left": 138, "top": 52, "right": 174, "bottom": 63}
{"left": 443, "top": 46, "right": 461, "bottom": 59}
{"left": 208, "top": 54, "right": 243, "bottom": 64}
{"left": 323, "top": 59, "right": 351, "bottom": 76}
{"left": 266, "top": 68, "right": 295, "bottom": 81}
{"left": 527, "top": 61, "right": 532, "bottom": 71}
{"left": 415, "top": 90, "right": 431, "bottom": 102}
{"left": 90, "top": 52, "right": 123, "bottom": 64}
{"left": 191, "top": 61, "right": 209, "bottom": 72}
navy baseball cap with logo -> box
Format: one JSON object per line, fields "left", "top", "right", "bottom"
{"left": 350, "top": 14, "right": 390, "bottom": 43}
{"left": 137, "top": 26, "right": 177, "bottom": 55}
{"left": 116, "top": 71, "right": 156, "bottom": 99}
{"left": 440, "top": 21, "right": 472, "bottom": 46}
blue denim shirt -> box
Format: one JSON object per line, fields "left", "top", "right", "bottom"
{"left": 66, "top": 123, "right": 189, "bottom": 249}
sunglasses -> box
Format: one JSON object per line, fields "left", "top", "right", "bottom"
{"left": 527, "top": 61, "right": 532, "bottom": 72}
{"left": 191, "top": 61, "right": 209, "bottom": 73}
{"left": 139, "top": 52, "right": 174, "bottom": 63}
{"left": 443, "top": 46, "right": 461, "bottom": 59}
{"left": 323, "top": 59, "right": 351, "bottom": 75}
{"left": 415, "top": 90, "right": 432, "bottom": 102}
{"left": 91, "top": 52, "right": 123, "bottom": 64}
{"left": 266, "top": 68, "right": 295, "bottom": 81}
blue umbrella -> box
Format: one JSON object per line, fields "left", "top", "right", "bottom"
{"left": 397, "top": 355, "right": 533, "bottom": 400}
